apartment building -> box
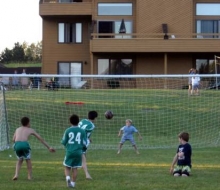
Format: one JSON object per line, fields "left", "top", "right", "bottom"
{"left": 39, "top": 0, "right": 220, "bottom": 79}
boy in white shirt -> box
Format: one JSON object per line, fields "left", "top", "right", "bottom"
{"left": 191, "top": 70, "right": 200, "bottom": 95}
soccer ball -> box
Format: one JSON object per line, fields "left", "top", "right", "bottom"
{"left": 105, "top": 110, "right": 114, "bottom": 119}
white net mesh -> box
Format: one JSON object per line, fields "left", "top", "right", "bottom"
{"left": 1, "top": 74, "right": 220, "bottom": 149}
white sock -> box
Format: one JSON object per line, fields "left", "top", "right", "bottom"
{"left": 66, "top": 176, "right": 70, "bottom": 181}
{"left": 71, "top": 182, "right": 75, "bottom": 187}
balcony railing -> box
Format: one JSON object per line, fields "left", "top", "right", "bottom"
{"left": 91, "top": 33, "right": 220, "bottom": 39}
{"left": 40, "top": 0, "right": 90, "bottom": 3}
{"left": 90, "top": 33, "right": 220, "bottom": 53}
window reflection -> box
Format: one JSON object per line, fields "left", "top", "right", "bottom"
{"left": 98, "top": 20, "right": 132, "bottom": 38}
{"left": 196, "top": 20, "right": 220, "bottom": 38}
{"left": 98, "top": 3, "right": 132, "bottom": 16}
{"left": 98, "top": 59, "right": 133, "bottom": 75}
{"left": 196, "top": 3, "right": 220, "bottom": 16}
{"left": 98, "top": 59, "right": 109, "bottom": 75}
{"left": 196, "top": 59, "right": 215, "bottom": 74}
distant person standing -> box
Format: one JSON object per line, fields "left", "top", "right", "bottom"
{"left": 188, "top": 68, "right": 195, "bottom": 96}
{"left": 12, "top": 70, "right": 19, "bottom": 87}
{"left": 22, "top": 69, "right": 26, "bottom": 75}
{"left": 21, "top": 69, "right": 28, "bottom": 88}
{"left": 191, "top": 69, "right": 200, "bottom": 95}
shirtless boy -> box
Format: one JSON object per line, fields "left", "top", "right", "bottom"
{"left": 12, "top": 116, "right": 55, "bottom": 180}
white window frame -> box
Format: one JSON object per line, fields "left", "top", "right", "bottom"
{"left": 58, "top": 23, "right": 82, "bottom": 43}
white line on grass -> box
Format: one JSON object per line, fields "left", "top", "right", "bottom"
{"left": 0, "top": 160, "right": 219, "bottom": 169}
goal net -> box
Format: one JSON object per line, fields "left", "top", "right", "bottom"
{"left": 0, "top": 82, "right": 9, "bottom": 151}
{"left": 1, "top": 74, "right": 220, "bottom": 150}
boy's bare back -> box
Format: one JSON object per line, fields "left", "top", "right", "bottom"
{"left": 13, "top": 127, "right": 37, "bottom": 142}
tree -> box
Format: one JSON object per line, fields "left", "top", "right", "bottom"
{"left": 12, "top": 42, "right": 25, "bottom": 62}
{"left": 23, "top": 41, "right": 42, "bottom": 63}
{"left": 0, "top": 41, "right": 42, "bottom": 63}
{"left": 0, "top": 48, "right": 13, "bottom": 63}
{"left": 35, "top": 41, "right": 42, "bottom": 62}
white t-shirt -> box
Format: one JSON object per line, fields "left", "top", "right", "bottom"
{"left": 191, "top": 75, "right": 200, "bottom": 85}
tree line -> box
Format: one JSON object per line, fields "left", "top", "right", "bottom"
{"left": 0, "top": 41, "right": 42, "bottom": 64}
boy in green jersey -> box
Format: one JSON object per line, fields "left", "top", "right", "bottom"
{"left": 62, "top": 114, "right": 87, "bottom": 188}
{"left": 78, "top": 110, "right": 98, "bottom": 179}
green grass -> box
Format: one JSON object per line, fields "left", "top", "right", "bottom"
{"left": 3, "top": 62, "right": 41, "bottom": 68}
{"left": 1, "top": 88, "right": 220, "bottom": 189}
{"left": 0, "top": 148, "right": 220, "bottom": 190}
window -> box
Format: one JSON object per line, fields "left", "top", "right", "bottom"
{"left": 98, "top": 20, "right": 132, "bottom": 38}
{"left": 58, "top": 62, "right": 83, "bottom": 88}
{"left": 58, "top": 23, "right": 82, "bottom": 43}
{"left": 58, "top": 63, "right": 70, "bottom": 86}
{"left": 196, "top": 20, "right": 220, "bottom": 38}
{"left": 196, "top": 59, "right": 216, "bottom": 74}
{"left": 196, "top": 3, "right": 220, "bottom": 16}
{"left": 98, "top": 3, "right": 132, "bottom": 16}
{"left": 196, "top": 3, "right": 220, "bottom": 38}
{"left": 98, "top": 59, "right": 133, "bottom": 75}
{"left": 98, "top": 59, "right": 109, "bottom": 75}
{"left": 115, "top": 21, "right": 132, "bottom": 39}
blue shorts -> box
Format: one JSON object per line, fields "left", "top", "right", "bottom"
{"left": 192, "top": 84, "right": 199, "bottom": 89}
{"left": 120, "top": 137, "right": 136, "bottom": 145}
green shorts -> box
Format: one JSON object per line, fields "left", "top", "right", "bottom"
{"left": 173, "top": 165, "right": 191, "bottom": 176}
{"left": 13, "top": 141, "right": 31, "bottom": 159}
{"left": 63, "top": 151, "right": 82, "bottom": 168}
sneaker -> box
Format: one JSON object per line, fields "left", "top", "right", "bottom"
{"left": 182, "top": 174, "right": 189, "bottom": 177}
{"left": 66, "top": 178, "right": 72, "bottom": 188}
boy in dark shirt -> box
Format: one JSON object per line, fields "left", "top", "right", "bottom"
{"left": 170, "top": 132, "right": 192, "bottom": 177}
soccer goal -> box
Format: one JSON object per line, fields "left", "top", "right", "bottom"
{"left": 0, "top": 82, "right": 10, "bottom": 151}
{"left": 1, "top": 74, "right": 220, "bottom": 150}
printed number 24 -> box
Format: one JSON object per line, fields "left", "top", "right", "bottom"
{"left": 68, "top": 132, "right": 81, "bottom": 144}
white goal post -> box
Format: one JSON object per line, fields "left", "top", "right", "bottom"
{"left": 0, "top": 74, "right": 220, "bottom": 150}
{"left": 214, "top": 55, "right": 220, "bottom": 90}
{"left": 0, "top": 82, "right": 10, "bottom": 151}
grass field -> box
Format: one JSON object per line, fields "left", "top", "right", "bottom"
{"left": 0, "top": 86, "right": 220, "bottom": 189}
{"left": 0, "top": 148, "right": 220, "bottom": 190}
{"left": 3, "top": 62, "right": 41, "bottom": 68}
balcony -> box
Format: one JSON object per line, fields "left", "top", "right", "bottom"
{"left": 39, "top": 0, "right": 92, "bottom": 16}
{"left": 90, "top": 33, "right": 220, "bottom": 53}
